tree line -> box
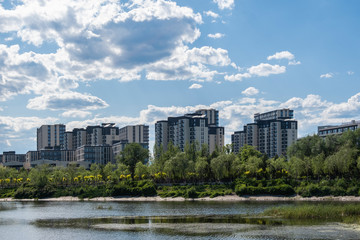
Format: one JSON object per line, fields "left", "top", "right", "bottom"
{"left": 1, "top": 129, "right": 360, "bottom": 198}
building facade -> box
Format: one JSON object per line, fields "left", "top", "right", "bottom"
{"left": 318, "top": 120, "right": 360, "bottom": 137}
{"left": 119, "top": 125, "right": 149, "bottom": 149}
{"left": 231, "top": 109, "right": 297, "bottom": 158}
{"left": 37, "top": 124, "right": 66, "bottom": 150}
{"left": 75, "top": 145, "right": 113, "bottom": 165}
{"left": 1, "top": 151, "right": 26, "bottom": 164}
{"left": 33, "top": 123, "right": 149, "bottom": 167}
{"left": 155, "top": 109, "right": 224, "bottom": 153}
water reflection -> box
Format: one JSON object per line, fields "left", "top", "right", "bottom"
{"left": 0, "top": 201, "right": 360, "bottom": 240}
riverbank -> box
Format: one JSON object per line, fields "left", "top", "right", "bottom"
{"left": 2, "top": 195, "right": 360, "bottom": 202}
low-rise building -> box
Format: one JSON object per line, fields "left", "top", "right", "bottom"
{"left": 318, "top": 120, "right": 360, "bottom": 137}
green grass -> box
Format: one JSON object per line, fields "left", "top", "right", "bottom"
{"left": 263, "top": 203, "right": 360, "bottom": 223}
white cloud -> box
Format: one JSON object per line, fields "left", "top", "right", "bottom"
{"left": 204, "top": 10, "right": 219, "bottom": 18}
{"left": 347, "top": 71, "right": 354, "bottom": 75}
{"left": 323, "top": 93, "right": 360, "bottom": 118}
{"left": 61, "top": 110, "right": 92, "bottom": 118}
{"left": 0, "top": 116, "right": 58, "bottom": 132}
{"left": 320, "top": 73, "right": 333, "bottom": 78}
{"left": 224, "top": 73, "right": 251, "bottom": 81}
{"left": 5, "top": 139, "right": 11, "bottom": 147}
{"left": 146, "top": 46, "right": 232, "bottom": 81}
{"left": 289, "top": 60, "right": 301, "bottom": 65}
{"left": 1, "top": 0, "right": 233, "bottom": 105}
{"left": 208, "top": 33, "right": 225, "bottom": 39}
{"left": 27, "top": 91, "right": 109, "bottom": 111}
{"left": 242, "top": 87, "right": 259, "bottom": 96}
{"left": 248, "top": 63, "right": 286, "bottom": 77}
{"left": 267, "top": 51, "right": 295, "bottom": 61}
{"left": 189, "top": 83, "right": 203, "bottom": 89}
{"left": 213, "top": 0, "right": 234, "bottom": 10}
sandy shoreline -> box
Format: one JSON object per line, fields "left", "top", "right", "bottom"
{"left": 2, "top": 195, "right": 360, "bottom": 202}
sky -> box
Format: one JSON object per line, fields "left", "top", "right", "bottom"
{"left": 0, "top": 0, "right": 360, "bottom": 154}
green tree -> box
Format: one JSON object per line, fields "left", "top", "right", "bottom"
{"left": 163, "top": 152, "right": 188, "bottom": 181}
{"left": 195, "top": 156, "right": 209, "bottom": 181}
{"left": 118, "top": 143, "right": 149, "bottom": 176}
{"left": 134, "top": 162, "right": 149, "bottom": 179}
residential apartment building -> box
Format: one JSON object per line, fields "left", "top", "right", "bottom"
{"left": 119, "top": 125, "right": 149, "bottom": 149}
{"left": 231, "top": 109, "right": 297, "bottom": 158}
{"left": 1, "top": 151, "right": 26, "bottom": 163}
{"left": 63, "top": 123, "right": 121, "bottom": 150}
{"left": 25, "top": 148, "right": 75, "bottom": 163}
{"left": 33, "top": 123, "right": 149, "bottom": 167}
{"left": 37, "top": 124, "right": 66, "bottom": 150}
{"left": 75, "top": 145, "right": 113, "bottom": 165}
{"left": 155, "top": 109, "right": 224, "bottom": 153}
{"left": 155, "top": 120, "right": 168, "bottom": 151}
{"left": 318, "top": 120, "right": 360, "bottom": 137}
{"left": 195, "top": 109, "right": 219, "bottom": 126}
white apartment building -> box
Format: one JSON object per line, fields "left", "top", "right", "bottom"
{"left": 155, "top": 109, "right": 224, "bottom": 153}
{"left": 119, "top": 125, "right": 149, "bottom": 149}
{"left": 37, "top": 124, "right": 66, "bottom": 150}
{"left": 232, "top": 109, "right": 297, "bottom": 158}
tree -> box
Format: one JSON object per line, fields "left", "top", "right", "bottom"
{"left": 163, "top": 152, "right": 188, "bottom": 181}
{"left": 119, "top": 143, "right": 149, "bottom": 176}
{"left": 134, "top": 162, "right": 149, "bottom": 179}
{"left": 210, "top": 156, "right": 226, "bottom": 181}
{"left": 239, "top": 145, "right": 262, "bottom": 162}
{"left": 195, "top": 156, "right": 208, "bottom": 181}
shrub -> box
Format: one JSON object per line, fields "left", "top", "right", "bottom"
{"left": 346, "top": 186, "right": 359, "bottom": 196}
{"left": 185, "top": 187, "right": 198, "bottom": 198}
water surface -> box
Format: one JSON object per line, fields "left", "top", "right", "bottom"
{"left": 0, "top": 201, "right": 359, "bottom": 240}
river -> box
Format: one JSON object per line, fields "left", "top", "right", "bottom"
{"left": 0, "top": 200, "right": 359, "bottom": 239}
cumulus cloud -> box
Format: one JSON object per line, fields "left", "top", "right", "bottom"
{"left": 248, "top": 63, "right": 286, "bottom": 77}
{"left": 348, "top": 71, "right": 354, "bottom": 75}
{"left": 267, "top": 51, "right": 294, "bottom": 61}
{"left": 0, "top": 116, "right": 58, "bottom": 132}
{"left": 224, "top": 73, "right": 251, "bottom": 81}
{"left": 0, "top": 0, "right": 239, "bottom": 105}
{"left": 224, "top": 62, "right": 287, "bottom": 81}
{"left": 61, "top": 110, "right": 92, "bottom": 118}
{"left": 27, "top": 91, "right": 109, "bottom": 111}
{"left": 320, "top": 73, "right": 333, "bottom": 78}
{"left": 323, "top": 93, "right": 360, "bottom": 118}
{"left": 268, "top": 51, "right": 301, "bottom": 66}
{"left": 146, "top": 46, "right": 231, "bottom": 81}
{"left": 208, "top": 33, "right": 225, "bottom": 39}
{"left": 189, "top": 83, "right": 203, "bottom": 89}
{"left": 213, "top": 0, "right": 234, "bottom": 10}
{"left": 242, "top": 87, "right": 259, "bottom": 96}
{"left": 203, "top": 10, "right": 219, "bottom": 18}
{"left": 289, "top": 60, "right": 301, "bottom": 65}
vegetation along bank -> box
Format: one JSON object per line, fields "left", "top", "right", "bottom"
{"left": 1, "top": 129, "right": 360, "bottom": 199}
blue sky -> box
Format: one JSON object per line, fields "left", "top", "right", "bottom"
{"left": 0, "top": 0, "right": 360, "bottom": 154}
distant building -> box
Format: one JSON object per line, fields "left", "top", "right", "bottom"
{"left": 231, "top": 109, "right": 297, "bottom": 158}
{"left": 75, "top": 145, "right": 113, "bottom": 165}
{"left": 112, "top": 140, "right": 149, "bottom": 159}
{"left": 155, "top": 120, "right": 168, "bottom": 151}
{"left": 155, "top": 109, "right": 224, "bottom": 153}
{"left": 25, "top": 148, "right": 75, "bottom": 163}
{"left": 37, "top": 124, "right": 66, "bottom": 150}
{"left": 119, "top": 125, "right": 149, "bottom": 149}
{"left": 318, "top": 120, "right": 360, "bottom": 137}
{"left": 33, "top": 123, "right": 149, "bottom": 167}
